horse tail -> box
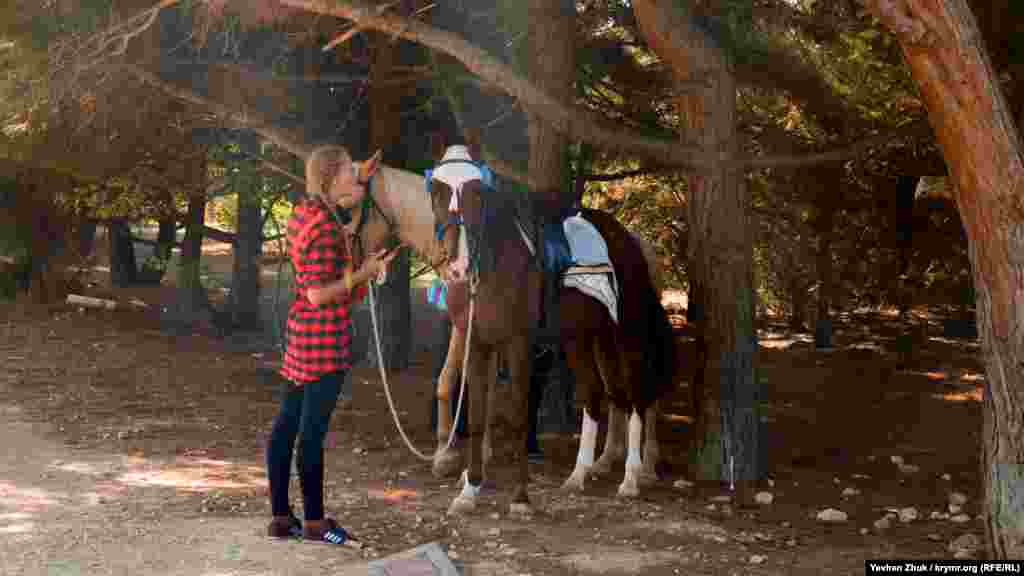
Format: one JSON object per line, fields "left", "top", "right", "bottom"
{"left": 638, "top": 246, "right": 679, "bottom": 397}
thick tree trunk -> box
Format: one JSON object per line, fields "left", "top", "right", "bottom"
{"left": 227, "top": 139, "right": 264, "bottom": 332}
{"left": 109, "top": 219, "right": 138, "bottom": 288}
{"left": 860, "top": 0, "right": 1024, "bottom": 559}
{"left": 368, "top": 29, "right": 413, "bottom": 371}
{"left": 170, "top": 150, "right": 213, "bottom": 330}
{"left": 16, "top": 171, "right": 70, "bottom": 305}
{"left": 156, "top": 218, "right": 176, "bottom": 261}
{"left": 632, "top": 0, "right": 760, "bottom": 487}
{"left": 526, "top": 0, "right": 576, "bottom": 211}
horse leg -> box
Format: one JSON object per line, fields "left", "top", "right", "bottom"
{"left": 482, "top": 352, "right": 499, "bottom": 472}
{"left": 448, "top": 340, "right": 492, "bottom": 516}
{"left": 592, "top": 404, "right": 625, "bottom": 477}
{"left": 640, "top": 400, "right": 661, "bottom": 486}
{"left": 562, "top": 335, "right": 603, "bottom": 492}
{"left": 433, "top": 323, "right": 466, "bottom": 478}
{"left": 491, "top": 337, "right": 530, "bottom": 515}
{"left": 482, "top": 357, "right": 497, "bottom": 478}
{"left": 589, "top": 332, "right": 618, "bottom": 475}
{"left": 617, "top": 408, "right": 644, "bottom": 499}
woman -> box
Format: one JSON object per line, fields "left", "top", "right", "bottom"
{"left": 266, "top": 145, "right": 396, "bottom": 545}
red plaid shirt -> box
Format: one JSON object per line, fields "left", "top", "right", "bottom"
{"left": 280, "top": 199, "right": 367, "bottom": 384}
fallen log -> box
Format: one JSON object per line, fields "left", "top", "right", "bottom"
{"left": 66, "top": 294, "right": 149, "bottom": 311}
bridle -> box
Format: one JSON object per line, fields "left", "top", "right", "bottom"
{"left": 330, "top": 168, "right": 398, "bottom": 272}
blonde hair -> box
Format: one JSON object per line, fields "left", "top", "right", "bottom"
{"left": 305, "top": 145, "right": 352, "bottom": 202}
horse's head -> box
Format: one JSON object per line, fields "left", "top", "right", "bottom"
{"left": 428, "top": 174, "right": 487, "bottom": 283}
{"left": 347, "top": 150, "right": 400, "bottom": 270}
{"left": 427, "top": 178, "right": 459, "bottom": 270}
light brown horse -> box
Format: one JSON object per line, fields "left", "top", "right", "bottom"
{"left": 428, "top": 166, "right": 679, "bottom": 509}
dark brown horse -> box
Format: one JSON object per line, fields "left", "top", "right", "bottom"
{"left": 429, "top": 168, "right": 679, "bottom": 513}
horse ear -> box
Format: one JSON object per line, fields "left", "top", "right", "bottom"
{"left": 463, "top": 127, "right": 482, "bottom": 161}
{"left": 361, "top": 149, "right": 383, "bottom": 180}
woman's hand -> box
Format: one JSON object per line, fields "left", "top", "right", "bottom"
{"left": 363, "top": 247, "right": 399, "bottom": 278}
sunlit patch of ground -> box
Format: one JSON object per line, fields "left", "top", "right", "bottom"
{"left": 367, "top": 487, "right": 420, "bottom": 504}
{"left": 561, "top": 546, "right": 682, "bottom": 574}
{"left": 758, "top": 331, "right": 813, "bottom": 350}
{"left": 0, "top": 480, "right": 60, "bottom": 513}
{"left": 116, "top": 457, "right": 267, "bottom": 492}
{"left": 663, "top": 413, "right": 694, "bottom": 425}
{"left": 933, "top": 386, "right": 984, "bottom": 403}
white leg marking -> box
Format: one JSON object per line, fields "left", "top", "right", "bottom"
{"left": 617, "top": 409, "right": 643, "bottom": 498}
{"left": 447, "top": 469, "right": 480, "bottom": 515}
{"left": 562, "top": 408, "right": 598, "bottom": 492}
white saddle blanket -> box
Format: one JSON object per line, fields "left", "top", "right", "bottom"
{"left": 518, "top": 213, "right": 620, "bottom": 324}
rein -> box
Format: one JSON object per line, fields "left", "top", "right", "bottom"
{"left": 323, "top": 167, "right": 471, "bottom": 463}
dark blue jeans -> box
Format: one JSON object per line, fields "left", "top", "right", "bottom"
{"left": 266, "top": 371, "right": 343, "bottom": 521}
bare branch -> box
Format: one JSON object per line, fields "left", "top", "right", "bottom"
{"left": 279, "top": 0, "right": 708, "bottom": 171}
{"left": 124, "top": 64, "right": 312, "bottom": 158}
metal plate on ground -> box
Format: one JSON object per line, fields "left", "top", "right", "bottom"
{"left": 366, "top": 542, "right": 461, "bottom": 576}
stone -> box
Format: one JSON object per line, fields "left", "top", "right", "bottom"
{"left": 816, "top": 508, "right": 848, "bottom": 523}
{"left": 898, "top": 507, "right": 919, "bottom": 523}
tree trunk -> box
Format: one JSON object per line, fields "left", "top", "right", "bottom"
{"left": 109, "top": 219, "right": 138, "bottom": 288}
{"left": 156, "top": 218, "right": 176, "bottom": 262}
{"left": 368, "top": 28, "right": 413, "bottom": 371}
{"left": 16, "top": 170, "right": 70, "bottom": 305}
{"left": 170, "top": 151, "right": 213, "bottom": 330}
{"left": 227, "top": 138, "right": 264, "bottom": 332}
{"left": 860, "top": 0, "right": 1024, "bottom": 558}
{"left": 632, "top": 0, "right": 761, "bottom": 487}
{"left": 78, "top": 219, "right": 99, "bottom": 261}
{"left": 814, "top": 166, "right": 839, "bottom": 348}
{"left": 525, "top": 0, "right": 576, "bottom": 212}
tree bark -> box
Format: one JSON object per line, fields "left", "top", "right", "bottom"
{"left": 813, "top": 165, "right": 840, "bottom": 344}
{"left": 281, "top": 0, "right": 919, "bottom": 174}
{"left": 860, "top": 0, "right": 1024, "bottom": 559}
{"left": 109, "top": 219, "right": 138, "bottom": 288}
{"left": 526, "top": 0, "right": 576, "bottom": 211}
{"left": 170, "top": 149, "right": 213, "bottom": 330}
{"left": 632, "top": 0, "right": 760, "bottom": 487}
{"left": 368, "top": 28, "right": 412, "bottom": 371}
{"left": 227, "top": 137, "right": 264, "bottom": 332}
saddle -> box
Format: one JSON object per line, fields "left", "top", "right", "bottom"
{"left": 534, "top": 205, "right": 618, "bottom": 348}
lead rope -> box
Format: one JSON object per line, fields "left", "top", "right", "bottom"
{"left": 367, "top": 268, "right": 477, "bottom": 462}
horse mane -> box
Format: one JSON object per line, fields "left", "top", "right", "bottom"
{"left": 463, "top": 179, "right": 539, "bottom": 277}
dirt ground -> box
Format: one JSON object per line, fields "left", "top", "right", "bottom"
{"left": 0, "top": 244, "right": 988, "bottom": 575}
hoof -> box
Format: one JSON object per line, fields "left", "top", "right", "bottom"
{"left": 447, "top": 495, "right": 476, "bottom": 516}
{"left": 509, "top": 502, "right": 533, "bottom": 518}
{"left": 561, "top": 470, "right": 588, "bottom": 492}
{"left": 432, "top": 449, "right": 462, "bottom": 479}
{"left": 639, "top": 469, "right": 660, "bottom": 487}
{"left": 617, "top": 481, "right": 640, "bottom": 499}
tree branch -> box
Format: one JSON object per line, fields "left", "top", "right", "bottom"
{"left": 124, "top": 64, "right": 312, "bottom": 159}
{"left": 279, "top": 0, "right": 708, "bottom": 171}
{"left": 861, "top": 0, "right": 939, "bottom": 47}
{"left": 583, "top": 168, "right": 654, "bottom": 182}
